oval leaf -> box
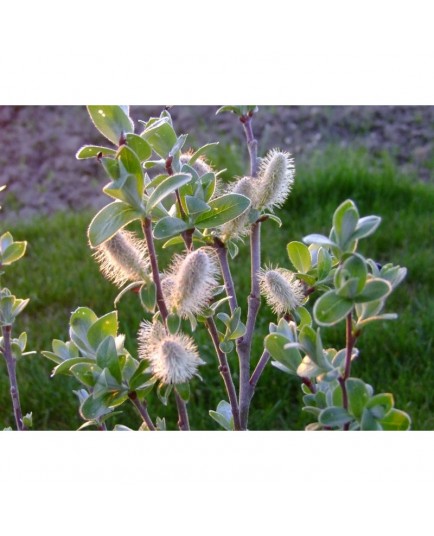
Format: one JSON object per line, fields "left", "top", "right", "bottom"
{"left": 147, "top": 173, "right": 192, "bottom": 212}
{"left": 319, "top": 406, "right": 352, "bottom": 427}
{"left": 153, "top": 217, "right": 190, "bottom": 240}
{"left": 314, "top": 290, "right": 353, "bottom": 326}
{"left": 287, "top": 241, "right": 312, "bottom": 273}
{"left": 87, "top": 106, "right": 134, "bottom": 145}
{"left": 76, "top": 145, "right": 116, "bottom": 159}
{"left": 88, "top": 201, "right": 142, "bottom": 248}
{"left": 194, "top": 194, "right": 250, "bottom": 229}
{"left": 353, "top": 279, "right": 392, "bottom": 303}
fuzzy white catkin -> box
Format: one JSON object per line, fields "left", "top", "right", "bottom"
{"left": 258, "top": 266, "right": 305, "bottom": 315}
{"left": 92, "top": 230, "right": 149, "bottom": 287}
{"left": 220, "top": 176, "right": 255, "bottom": 241}
{"left": 138, "top": 320, "right": 204, "bottom": 385}
{"left": 255, "top": 149, "right": 295, "bottom": 211}
{"left": 164, "top": 248, "right": 219, "bottom": 318}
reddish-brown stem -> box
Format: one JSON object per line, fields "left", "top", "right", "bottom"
{"left": 142, "top": 217, "right": 168, "bottom": 323}
{"left": 213, "top": 237, "right": 238, "bottom": 314}
{"left": 340, "top": 312, "right": 355, "bottom": 431}
{"left": 174, "top": 391, "right": 190, "bottom": 431}
{"left": 129, "top": 391, "right": 156, "bottom": 431}
{"left": 206, "top": 317, "right": 241, "bottom": 430}
{"left": 238, "top": 221, "right": 262, "bottom": 429}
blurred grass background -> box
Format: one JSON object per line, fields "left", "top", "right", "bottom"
{"left": 1, "top": 145, "right": 433, "bottom": 430}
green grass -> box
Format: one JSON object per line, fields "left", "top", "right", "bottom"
{"left": 2, "top": 146, "right": 434, "bottom": 430}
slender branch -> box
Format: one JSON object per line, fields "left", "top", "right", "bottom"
{"left": 1, "top": 324, "right": 26, "bottom": 431}
{"left": 206, "top": 317, "right": 241, "bottom": 430}
{"left": 340, "top": 312, "right": 355, "bottom": 431}
{"left": 249, "top": 350, "right": 270, "bottom": 392}
{"left": 129, "top": 391, "right": 156, "bottom": 431}
{"left": 237, "top": 221, "right": 262, "bottom": 429}
{"left": 240, "top": 113, "right": 258, "bottom": 177}
{"left": 213, "top": 237, "right": 238, "bottom": 314}
{"left": 235, "top": 111, "right": 261, "bottom": 430}
{"left": 142, "top": 217, "right": 169, "bottom": 323}
{"left": 174, "top": 391, "right": 190, "bottom": 431}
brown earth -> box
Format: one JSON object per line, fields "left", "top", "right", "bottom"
{"left": 0, "top": 105, "right": 433, "bottom": 222}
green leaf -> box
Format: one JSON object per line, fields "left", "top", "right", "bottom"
{"left": 167, "top": 313, "right": 181, "bottom": 334}
{"left": 314, "top": 290, "right": 353, "bottom": 326}
{"left": 52, "top": 357, "right": 95, "bottom": 377}
{"left": 93, "top": 369, "right": 123, "bottom": 399}
{"left": 264, "top": 333, "right": 301, "bottom": 374}
{"left": 80, "top": 394, "right": 112, "bottom": 421}
{"left": 22, "top": 412, "right": 33, "bottom": 429}
{"left": 125, "top": 133, "right": 152, "bottom": 161}
{"left": 194, "top": 194, "right": 250, "bottom": 229}
{"left": 1, "top": 241, "right": 27, "bottom": 265}
{"left": 219, "top": 340, "right": 234, "bottom": 354}
{"left": 296, "top": 356, "right": 325, "bottom": 378}
{"left": 335, "top": 253, "right": 367, "bottom": 295}
{"left": 0, "top": 232, "right": 14, "bottom": 251}
{"left": 87, "top": 106, "right": 134, "bottom": 145}
{"left": 141, "top": 117, "right": 177, "bottom": 158}
{"left": 169, "top": 134, "right": 188, "bottom": 157}
{"left": 188, "top": 142, "right": 219, "bottom": 165}
{"left": 70, "top": 363, "right": 100, "bottom": 387}
{"left": 176, "top": 382, "right": 190, "bottom": 402}
{"left": 353, "top": 279, "right": 392, "bottom": 303}
{"left": 361, "top": 408, "right": 382, "bottom": 431}
{"left": 332, "top": 200, "right": 359, "bottom": 249}
{"left": 103, "top": 174, "right": 143, "bottom": 208}
{"left": 153, "top": 217, "right": 190, "bottom": 240}
{"left": 287, "top": 241, "right": 311, "bottom": 274}
{"left": 226, "top": 240, "right": 239, "bottom": 259}
{"left": 380, "top": 409, "right": 411, "bottom": 431}
{"left": 185, "top": 196, "right": 210, "bottom": 215}
{"left": 102, "top": 157, "right": 120, "bottom": 179}
{"left": 117, "top": 144, "right": 144, "bottom": 183}
{"left": 146, "top": 173, "right": 192, "bottom": 212}
{"left": 263, "top": 213, "right": 282, "bottom": 227}
{"left": 216, "top": 105, "right": 258, "bottom": 116}
{"left": 317, "top": 247, "right": 332, "bottom": 280}
{"left": 351, "top": 215, "right": 381, "bottom": 241}
{"left": 140, "top": 281, "right": 156, "bottom": 312}
{"left": 87, "top": 311, "right": 118, "bottom": 350}
{"left": 75, "top": 145, "right": 116, "bottom": 159}
{"left": 69, "top": 307, "right": 98, "bottom": 354}
{"left": 303, "top": 234, "right": 338, "bottom": 248}
{"left": 366, "top": 393, "right": 394, "bottom": 419}
{"left": 209, "top": 400, "right": 233, "bottom": 430}
{"left": 96, "top": 336, "right": 122, "bottom": 383}
{"left": 346, "top": 378, "right": 371, "bottom": 420}
{"left": 88, "top": 201, "right": 142, "bottom": 247}
{"left": 319, "top": 406, "right": 353, "bottom": 427}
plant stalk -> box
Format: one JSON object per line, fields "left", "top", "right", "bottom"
{"left": 1, "top": 324, "right": 26, "bottom": 431}
{"left": 236, "top": 110, "right": 261, "bottom": 430}
{"left": 250, "top": 349, "right": 270, "bottom": 392}
{"left": 205, "top": 317, "right": 241, "bottom": 430}
{"left": 129, "top": 391, "right": 156, "bottom": 431}
{"left": 237, "top": 221, "right": 262, "bottom": 429}
{"left": 142, "top": 217, "right": 169, "bottom": 323}
{"left": 340, "top": 312, "right": 355, "bottom": 431}
{"left": 213, "top": 238, "right": 238, "bottom": 314}
{"left": 174, "top": 391, "right": 190, "bottom": 431}
{"left": 240, "top": 113, "right": 258, "bottom": 177}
